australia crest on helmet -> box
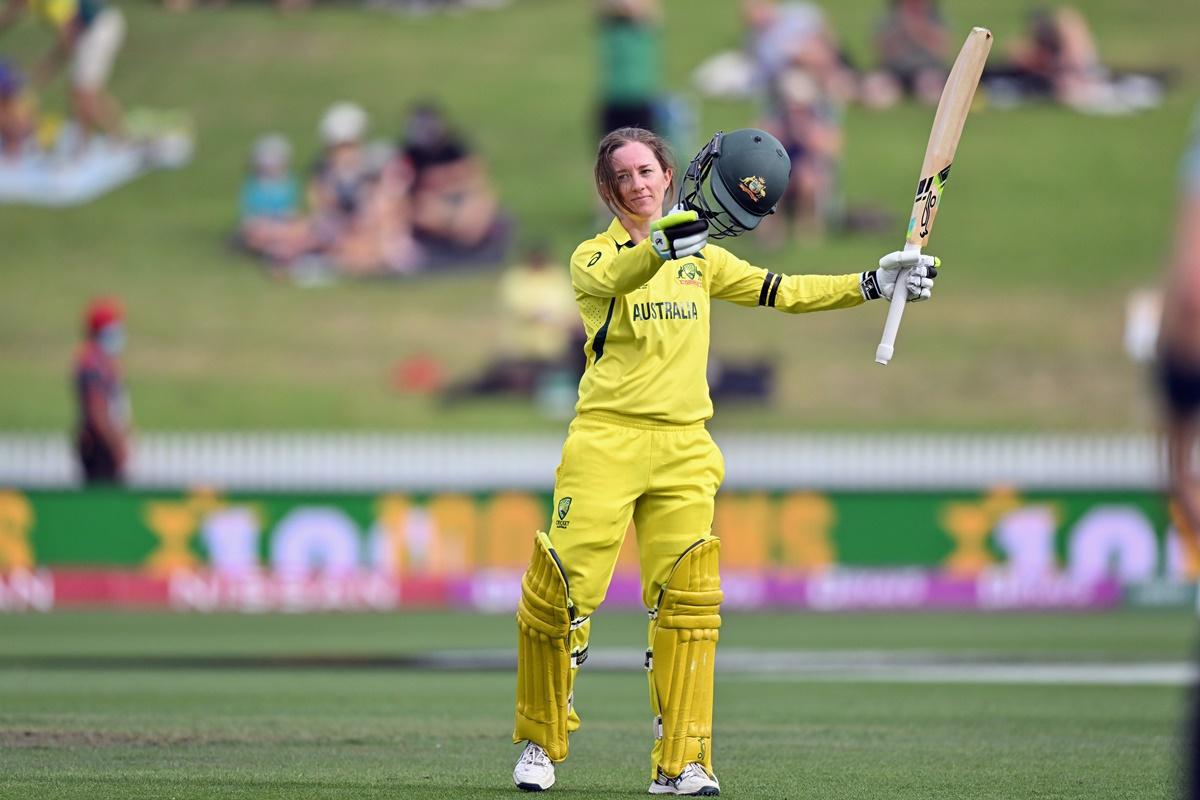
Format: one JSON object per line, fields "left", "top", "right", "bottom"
{"left": 738, "top": 175, "right": 768, "bottom": 205}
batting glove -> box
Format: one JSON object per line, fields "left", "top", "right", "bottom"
{"left": 861, "top": 250, "right": 940, "bottom": 302}
{"left": 649, "top": 207, "right": 708, "bottom": 260}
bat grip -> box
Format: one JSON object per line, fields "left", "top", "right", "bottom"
{"left": 874, "top": 243, "right": 922, "bottom": 365}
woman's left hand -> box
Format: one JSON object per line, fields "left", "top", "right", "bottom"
{"left": 872, "top": 250, "right": 940, "bottom": 302}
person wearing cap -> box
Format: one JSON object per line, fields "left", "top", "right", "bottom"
{"left": 308, "top": 101, "right": 392, "bottom": 274}
{"left": 510, "top": 126, "right": 939, "bottom": 796}
{"left": 74, "top": 298, "right": 131, "bottom": 485}
{"left": 310, "top": 102, "right": 371, "bottom": 225}
{"left": 0, "top": 0, "right": 126, "bottom": 140}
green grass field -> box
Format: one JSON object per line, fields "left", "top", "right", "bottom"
{"left": 0, "top": 610, "right": 1195, "bottom": 798}
{"left": 3, "top": 0, "right": 1200, "bottom": 432}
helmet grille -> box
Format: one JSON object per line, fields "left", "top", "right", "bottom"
{"left": 678, "top": 131, "right": 759, "bottom": 240}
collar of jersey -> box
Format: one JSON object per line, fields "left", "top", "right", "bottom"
{"left": 605, "top": 218, "right": 633, "bottom": 250}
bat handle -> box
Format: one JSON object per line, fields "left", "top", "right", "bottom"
{"left": 874, "top": 242, "right": 922, "bottom": 365}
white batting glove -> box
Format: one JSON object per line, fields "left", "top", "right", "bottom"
{"left": 860, "top": 250, "right": 940, "bottom": 302}
{"left": 649, "top": 206, "right": 709, "bottom": 260}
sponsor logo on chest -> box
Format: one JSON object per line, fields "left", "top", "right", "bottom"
{"left": 676, "top": 262, "right": 703, "bottom": 287}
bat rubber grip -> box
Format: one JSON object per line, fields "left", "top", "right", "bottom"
{"left": 875, "top": 282, "right": 909, "bottom": 365}
{"left": 875, "top": 243, "right": 922, "bottom": 365}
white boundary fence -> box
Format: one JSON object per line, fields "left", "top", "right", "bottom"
{"left": 0, "top": 432, "right": 1165, "bottom": 491}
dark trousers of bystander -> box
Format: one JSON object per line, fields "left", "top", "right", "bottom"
{"left": 600, "top": 101, "right": 656, "bottom": 136}
{"left": 77, "top": 431, "right": 122, "bottom": 485}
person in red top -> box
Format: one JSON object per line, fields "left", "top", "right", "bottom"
{"left": 74, "top": 297, "right": 130, "bottom": 484}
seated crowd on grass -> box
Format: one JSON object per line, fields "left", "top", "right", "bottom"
{"left": 239, "top": 101, "right": 511, "bottom": 279}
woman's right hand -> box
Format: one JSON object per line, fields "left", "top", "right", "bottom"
{"left": 649, "top": 207, "right": 709, "bottom": 260}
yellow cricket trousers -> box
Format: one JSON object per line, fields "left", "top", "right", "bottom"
{"left": 513, "top": 411, "right": 726, "bottom": 772}
{"left": 547, "top": 411, "right": 724, "bottom": 617}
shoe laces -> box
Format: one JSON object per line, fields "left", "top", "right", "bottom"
{"left": 519, "top": 743, "right": 550, "bottom": 767}
{"left": 659, "top": 763, "right": 708, "bottom": 785}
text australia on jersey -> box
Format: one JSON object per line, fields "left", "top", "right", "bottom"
{"left": 631, "top": 301, "right": 701, "bottom": 322}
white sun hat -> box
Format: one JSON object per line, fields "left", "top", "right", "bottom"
{"left": 319, "top": 102, "right": 369, "bottom": 146}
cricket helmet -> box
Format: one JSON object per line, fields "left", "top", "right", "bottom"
{"left": 678, "top": 128, "right": 790, "bottom": 239}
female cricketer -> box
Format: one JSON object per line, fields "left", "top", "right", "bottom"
{"left": 512, "top": 126, "right": 938, "bottom": 796}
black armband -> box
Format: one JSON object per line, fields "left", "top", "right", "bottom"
{"left": 860, "top": 271, "right": 882, "bottom": 301}
{"left": 758, "top": 272, "right": 783, "bottom": 307}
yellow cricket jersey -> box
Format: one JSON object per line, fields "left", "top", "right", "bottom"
{"left": 30, "top": 0, "right": 76, "bottom": 27}
{"left": 30, "top": 0, "right": 100, "bottom": 29}
{"left": 571, "top": 218, "right": 867, "bottom": 425}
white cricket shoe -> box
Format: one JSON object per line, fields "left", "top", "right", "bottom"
{"left": 648, "top": 762, "right": 720, "bottom": 796}
{"left": 513, "top": 741, "right": 555, "bottom": 792}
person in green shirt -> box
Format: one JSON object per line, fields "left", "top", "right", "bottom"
{"left": 597, "top": 0, "right": 661, "bottom": 136}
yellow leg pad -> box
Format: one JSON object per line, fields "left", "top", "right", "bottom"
{"left": 647, "top": 538, "right": 723, "bottom": 779}
{"left": 513, "top": 532, "right": 573, "bottom": 761}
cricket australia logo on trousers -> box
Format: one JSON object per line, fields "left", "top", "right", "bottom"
{"left": 556, "top": 497, "right": 572, "bottom": 529}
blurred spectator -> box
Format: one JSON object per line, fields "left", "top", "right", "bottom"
{"left": 238, "top": 108, "right": 422, "bottom": 279}
{"left": 0, "top": 59, "right": 35, "bottom": 158}
{"left": 373, "top": 140, "right": 423, "bottom": 274}
{"left": 239, "top": 133, "right": 320, "bottom": 270}
{"left": 309, "top": 101, "right": 392, "bottom": 275}
{"left": 1162, "top": 107, "right": 1200, "bottom": 800}
{"left": 981, "top": 6, "right": 1164, "bottom": 114}
{"left": 443, "top": 243, "right": 581, "bottom": 405}
{"left": 762, "top": 65, "right": 843, "bottom": 240}
{"left": 596, "top": 0, "right": 661, "bottom": 135}
{"left": 165, "top": 0, "right": 311, "bottom": 13}
{"left": 401, "top": 102, "right": 509, "bottom": 267}
{"left": 239, "top": 101, "right": 507, "bottom": 279}
{"left": 363, "top": 0, "right": 511, "bottom": 15}
{"left": 74, "top": 297, "right": 131, "bottom": 485}
{"left": 1159, "top": 108, "right": 1200, "bottom": 536}
{"left": 0, "top": 0, "right": 126, "bottom": 140}
{"left": 1007, "top": 7, "right": 1105, "bottom": 109}
{"left": 741, "top": 0, "right": 857, "bottom": 106}
{"left": 743, "top": 0, "right": 821, "bottom": 86}
{"left": 860, "top": 0, "right": 950, "bottom": 108}
{"left": 497, "top": 243, "right": 580, "bottom": 369}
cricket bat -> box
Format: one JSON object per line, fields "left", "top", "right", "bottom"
{"left": 875, "top": 27, "right": 992, "bottom": 365}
